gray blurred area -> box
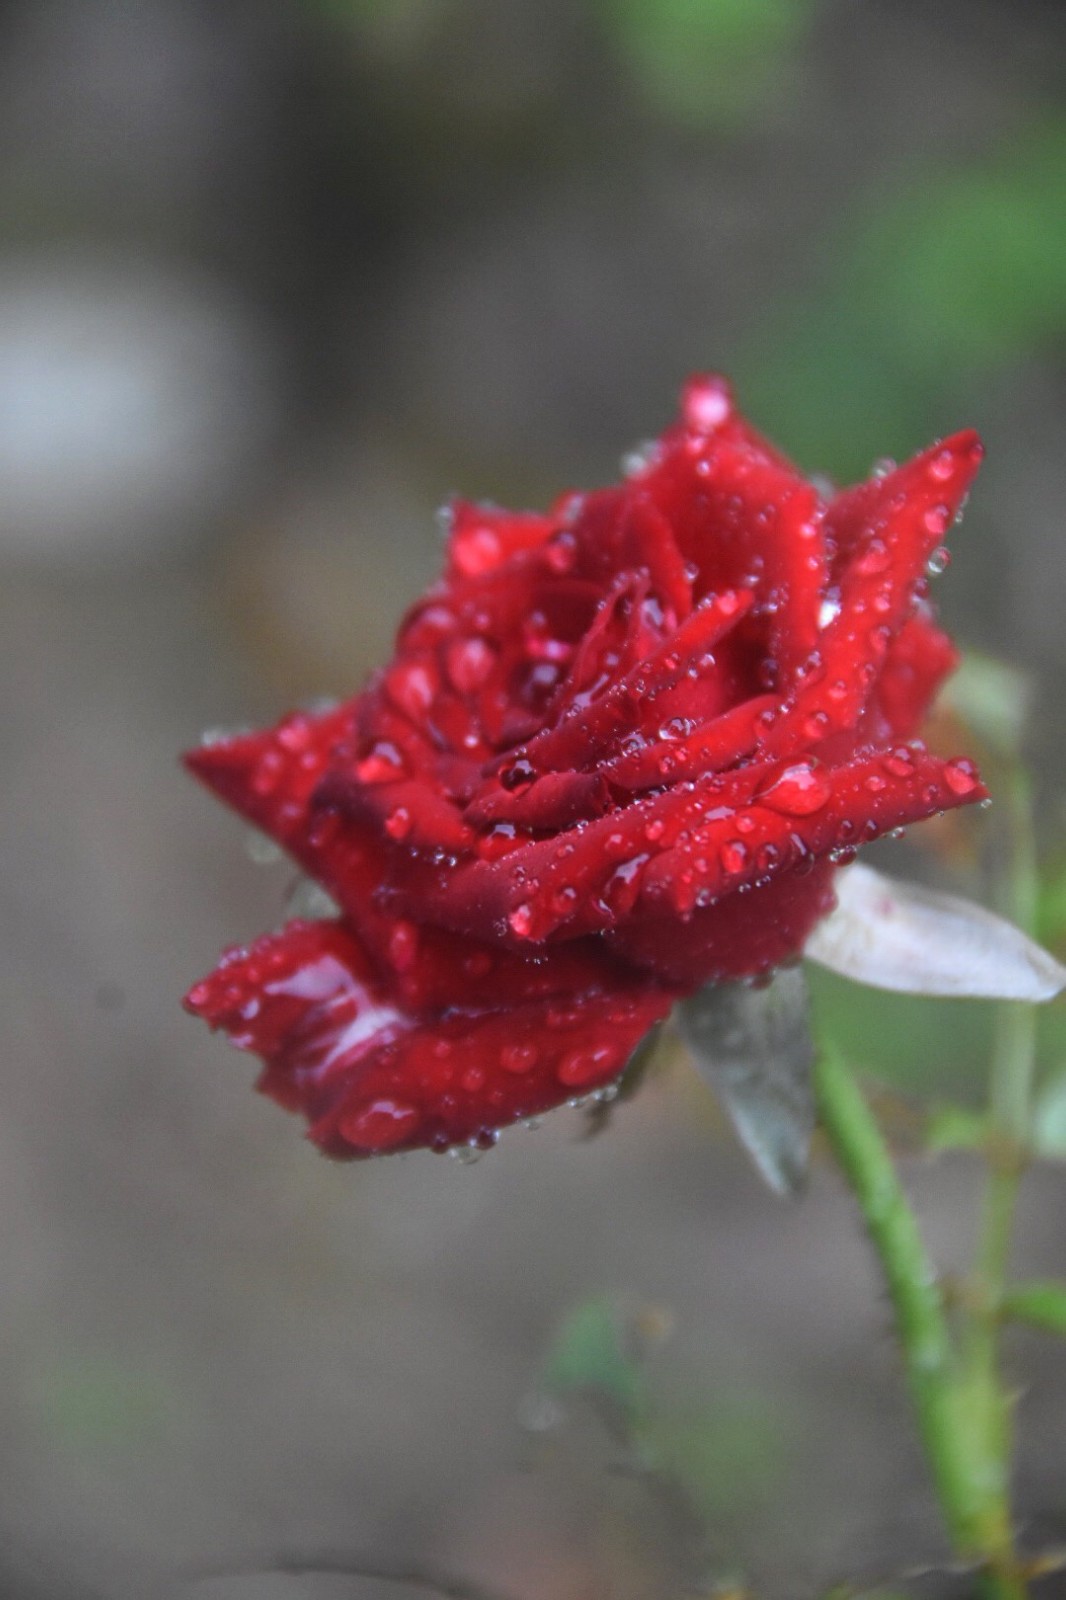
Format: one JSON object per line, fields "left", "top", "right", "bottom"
{"left": 1, "top": 3, "right": 1065, "bottom": 1597}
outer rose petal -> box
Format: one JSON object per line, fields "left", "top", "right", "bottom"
{"left": 184, "top": 919, "right": 674, "bottom": 1157}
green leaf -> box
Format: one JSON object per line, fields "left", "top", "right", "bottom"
{"left": 1001, "top": 1281, "right": 1066, "bottom": 1337}
{"left": 539, "top": 1297, "right": 649, "bottom": 1434}
{"left": 599, "top": 0, "right": 819, "bottom": 130}
{"left": 649, "top": 1390, "right": 793, "bottom": 1518}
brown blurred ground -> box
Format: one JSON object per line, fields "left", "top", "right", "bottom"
{"left": 0, "top": 4, "right": 1064, "bottom": 1597}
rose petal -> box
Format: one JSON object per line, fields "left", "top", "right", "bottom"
{"left": 185, "top": 918, "right": 674, "bottom": 1156}
{"left": 765, "top": 431, "right": 983, "bottom": 754}
{"left": 804, "top": 862, "right": 1066, "bottom": 1001}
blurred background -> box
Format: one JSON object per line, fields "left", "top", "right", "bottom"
{"left": 2, "top": 2, "right": 1065, "bottom": 1596}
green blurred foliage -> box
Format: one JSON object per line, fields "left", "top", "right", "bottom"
{"left": 648, "top": 1390, "right": 792, "bottom": 1519}
{"left": 540, "top": 1295, "right": 648, "bottom": 1434}
{"left": 740, "top": 120, "right": 1066, "bottom": 479}
{"left": 598, "top": 0, "right": 821, "bottom": 129}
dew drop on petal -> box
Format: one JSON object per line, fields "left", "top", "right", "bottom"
{"left": 551, "top": 884, "right": 578, "bottom": 917}
{"left": 446, "top": 637, "right": 497, "bottom": 693}
{"left": 755, "top": 761, "right": 831, "bottom": 816}
{"left": 926, "top": 546, "right": 951, "bottom": 577}
{"left": 557, "top": 1045, "right": 615, "bottom": 1089}
{"left": 855, "top": 537, "right": 891, "bottom": 576}
{"left": 928, "top": 448, "right": 957, "bottom": 483}
{"left": 644, "top": 817, "right": 666, "bottom": 843}
{"left": 357, "top": 741, "right": 406, "bottom": 784}
{"left": 882, "top": 746, "right": 915, "bottom": 779}
{"left": 501, "top": 1042, "right": 538, "bottom": 1075}
{"left": 682, "top": 375, "right": 732, "bottom": 433}
{"left": 944, "top": 759, "right": 979, "bottom": 797}
{"left": 720, "top": 839, "right": 749, "bottom": 875}
{"left": 922, "top": 504, "right": 950, "bottom": 537}
{"left": 388, "top": 920, "right": 419, "bottom": 970}
{"left": 509, "top": 902, "right": 534, "bottom": 937}
{"left": 340, "top": 1099, "right": 420, "bottom": 1150}
{"left": 545, "top": 531, "right": 577, "bottom": 574}
{"left": 385, "top": 807, "right": 412, "bottom": 840}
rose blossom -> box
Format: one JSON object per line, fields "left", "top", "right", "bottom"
{"left": 184, "top": 376, "right": 987, "bottom": 1158}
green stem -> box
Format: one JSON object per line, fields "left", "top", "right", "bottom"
{"left": 814, "top": 1048, "right": 1024, "bottom": 1596}
{"left": 956, "top": 764, "right": 1040, "bottom": 1589}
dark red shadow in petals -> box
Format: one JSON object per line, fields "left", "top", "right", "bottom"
{"left": 608, "top": 862, "right": 837, "bottom": 989}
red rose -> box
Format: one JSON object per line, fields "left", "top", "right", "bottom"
{"left": 184, "top": 376, "right": 987, "bottom": 1158}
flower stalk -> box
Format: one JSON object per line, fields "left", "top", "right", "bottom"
{"left": 814, "top": 759, "right": 1052, "bottom": 1599}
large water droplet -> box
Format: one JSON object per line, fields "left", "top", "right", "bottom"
{"left": 943, "top": 759, "right": 979, "bottom": 797}
{"left": 755, "top": 761, "right": 831, "bottom": 816}
{"left": 682, "top": 375, "right": 732, "bottom": 433}
{"left": 340, "top": 1099, "right": 419, "bottom": 1150}
{"left": 509, "top": 903, "right": 534, "bottom": 937}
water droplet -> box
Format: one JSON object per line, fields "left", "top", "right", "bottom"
{"left": 682, "top": 375, "right": 732, "bottom": 433}
{"left": 926, "top": 546, "right": 951, "bottom": 577}
{"left": 388, "top": 920, "right": 419, "bottom": 970}
{"left": 340, "top": 1098, "right": 419, "bottom": 1150}
{"left": 927, "top": 448, "right": 956, "bottom": 483}
{"left": 922, "top": 504, "right": 950, "bottom": 537}
{"left": 943, "top": 759, "right": 979, "bottom": 797}
{"left": 803, "top": 711, "right": 829, "bottom": 742}
{"left": 864, "top": 773, "right": 887, "bottom": 793}
{"left": 720, "top": 839, "right": 749, "bottom": 875}
{"left": 545, "top": 530, "right": 577, "bottom": 574}
{"left": 644, "top": 817, "right": 665, "bottom": 843}
{"left": 557, "top": 1045, "right": 615, "bottom": 1088}
{"left": 446, "top": 636, "right": 496, "bottom": 694}
{"left": 509, "top": 903, "right": 534, "bottom": 937}
{"left": 855, "top": 537, "right": 891, "bottom": 576}
{"left": 385, "top": 807, "right": 412, "bottom": 841}
{"left": 453, "top": 525, "right": 502, "bottom": 576}
{"left": 622, "top": 439, "right": 659, "bottom": 477}
{"left": 755, "top": 760, "right": 831, "bottom": 816}
{"left": 500, "top": 756, "right": 536, "bottom": 792}
{"left": 871, "top": 457, "right": 896, "bottom": 480}
{"left": 449, "top": 1143, "right": 485, "bottom": 1165}
{"left": 882, "top": 746, "right": 916, "bottom": 779}
{"left": 461, "top": 1066, "right": 486, "bottom": 1093}
{"left": 818, "top": 597, "right": 842, "bottom": 630}
{"left": 548, "top": 884, "right": 577, "bottom": 921}
{"left": 357, "top": 741, "right": 406, "bottom": 784}
{"left": 501, "top": 1042, "right": 538, "bottom": 1075}
{"left": 735, "top": 813, "right": 756, "bottom": 835}
{"left": 658, "top": 716, "right": 692, "bottom": 742}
